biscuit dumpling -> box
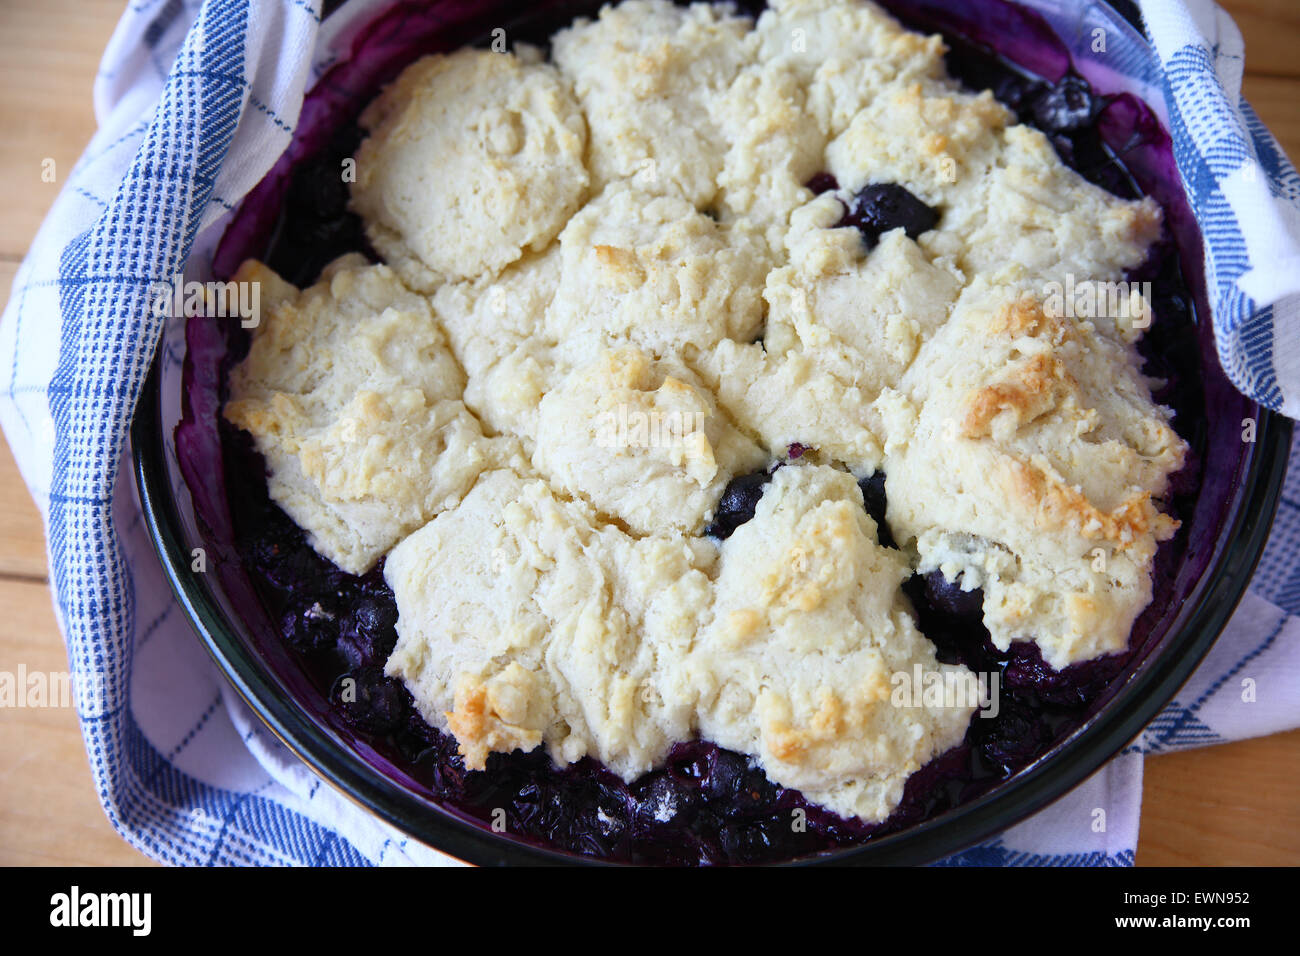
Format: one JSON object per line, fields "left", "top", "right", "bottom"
{"left": 351, "top": 48, "right": 590, "bottom": 291}
{"left": 533, "top": 347, "right": 767, "bottom": 535}
{"left": 223, "top": 256, "right": 505, "bottom": 574}
{"left": 692, "top": 463, "right": 976, "bottom": 822}
{"left": 384, "top": 470, "right": 717, "bottom": 780}
{"left": 876, "top": 290, "right": 1187, "bottom": 669}
{"left": 552, "top": 0, "right": 754, "bottom": 207}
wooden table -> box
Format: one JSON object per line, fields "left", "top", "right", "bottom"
{"left": 1, "top": 0, "right": 1297, "bottom": 868}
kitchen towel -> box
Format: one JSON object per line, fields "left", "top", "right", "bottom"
{"left": 1, "top": 0, "right": 1297, "bottom": 866}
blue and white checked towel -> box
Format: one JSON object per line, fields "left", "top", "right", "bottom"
{"left": 1, "top": 0, "right": 1298, "bottom": 867}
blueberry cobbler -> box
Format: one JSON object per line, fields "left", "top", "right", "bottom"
{"left": 204, "top": 0, "right": 1201, "bottom": 863}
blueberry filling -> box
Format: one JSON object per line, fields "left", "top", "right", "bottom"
{"left": 703, "top": 467, "right": 775, "bottom": 539}
{"left": 921, "top": 569, "right": 984, "bottom": 620}
{"left": 856, "top": 471, "right": 897, "bottom": 549}
{"left": 337, "top": 590, "right": 400, "bottom": 669}
{"left": 632, "top": 771, "right": 700, "bottom": 828}
{"left": 1030, "top": 74, "right": 1098, "bottom": 134}
{"left": 975, "top": 696, "right": 1053, "bottom": 772}
{"left": 932, "top": 28, "right": 1138, "bottom": 200}
{"left": 804, "top": 171, "right": 840, "bottom": 195}
{"left": 331, "top": 666, "right": 409, "bottom": 735}
{"left": 839, "top": 183, "right": 941, "bottom": 248}
{"left": 281, "top": 600, "right": 341, "bottom": 653}
{"left": 264, "top": 125, "right": 378, "bottom": 288}
{"left": 203, "top": 2, "right": 1207, "bottom": 866}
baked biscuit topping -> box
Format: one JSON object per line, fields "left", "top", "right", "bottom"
{"left": 223, "top": 0, "right": 1188, "bottom": 823}
{"left": 384, "top": 469, "right": 716, "bottom": 782}
{"left": 534, "top": 348, "right": 767, "bottom": 535}
{"left": 350, "top": 47, "right": 589, "bottom": 291}
{"left": 552, "top": 0, "right": 755, "bottom": 206}
{"left": 876, "top": 287, "right": 1185, "bottom": 668}
{"left": 693, "top": 465, "right": 976, "bottom": 822}
{"left": 224, "top": 256, "right": 516, "bottom": 574}
{"left": 546, "top": 182, "right": 772, "bottom": 362}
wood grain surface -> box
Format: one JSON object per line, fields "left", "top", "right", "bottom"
{"left": 1, "top": 0, "right": 1297, "bottom": 868}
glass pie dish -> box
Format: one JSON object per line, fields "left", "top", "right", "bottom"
{"left": 132, "top": 0, "right": 1293, "bottom": 865}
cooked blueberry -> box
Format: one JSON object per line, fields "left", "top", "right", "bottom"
{"left": 1060, "top": 126, "right": 1136, "bottom": 198}
{"left": 804, "top": 171, "right": 839, "bottom": 194}
{"left": 585, "top": 780, "right": 631, "bottom": 840}
{"left": 1047, "top": 132, "right": 1077, "bottom": 167}
{"left": 252, "top": 537, "right": 323, "bottom": 590}
{"left": 705, "top": 468, "right": 773, "bottom": 539}
{"left": 330, "top": 666, "right": 408, "bottom": 735}
{"left": 512, "top": 780, "right": 575, "bottom": 839}
{"left": 666, "top": 741, "right": 712, "bottom": 783}
{"left": 282, "top": 600, "right": 340, "bottom": 652}
{"left": 727, "top": 0, "right": 770, "bottom": 19}
{"left": 787, "top": 442, "right": 808, "bottom": 459}
{"left": 353, "top": 593, "right": 397, "bottom": 634}
{"left": 262, "top": 123, "right": 374, "bottom": 286}
{"left": 727, "top": 767, "right": 778, "bottom": 818}
{"left": 633, "top": 772, "right": 698, "bottom": 827}
{"left": 942, "top": 40, "right": 1046, "bottom": 118}
{"left": 395, "top": 711, "right": 445, "bottom": 764}
{"left": 1003, "top": 642, "right": 1129, "bottom": 707}
{"left": 288, "top": 158, "right": 348, "bottom": 220}
{"left": 890, "top": 742, "right": 974, "bottom": 824}
{"left": 245, "top": 530, "right": 287, "bottom": 571}
{"left": 338, "top": 625, "right": 397, "bottom": 668}
{"left": 702, "top": 749, "right": 749, "bottom": 803}
{"left": 509, "top": 781, "right": 547, "bottom": 830}
{"left": 339, "top": 592, "right": 400, "bottom": 666}
{"left": 978, "top": 697, "right": 1051, "bottom": 771}
{"left": 856, "top": 471, "right": 896, "bottom": 549}
{"left": 410, "top": 742, "right": 467, "bottom": 800}
{"left": 293, "top": 214, "right": 352, "bottom": 246}
{"left": 457, "top": 760, "right": 510, "bottom": 809}
{"left": 719, "top": 816, "right": 794, "bottom": 863}
{"left": 841, "top": 183, "right": 940, "bottom": 247}
{"left": 922, "top": 569, "right": 984, "bottom": 620}
{"left": 994, "top": 74, "right": 1048, "bottom": 115}
{"left": 1031, "top": 75, "right": 1097, "bottom": 134}
{"left": 1153, "top": 290, "right": 1189, "bottom": 327}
